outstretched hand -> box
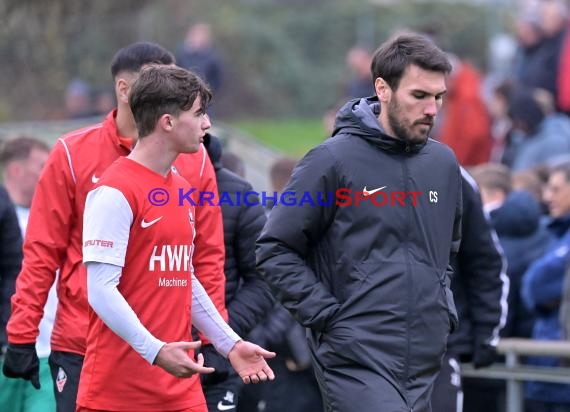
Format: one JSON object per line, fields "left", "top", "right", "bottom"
{"left": 154, "top": 341, "right": 215, "bottom": 378}
{"left": 227, "top": 340, "right": 276, "bottom": 384}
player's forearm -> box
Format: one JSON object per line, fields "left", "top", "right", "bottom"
{"left": 191, "top": 273, "right": 240, "bottom": 357}
{"left": 86, "top": 262, "right": 164, "bottom": 364}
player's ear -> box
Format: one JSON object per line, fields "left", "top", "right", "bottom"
{"left": 116, "top": 78, "right": 130, "bottom": 104}
{"left": 375, "top": 77, "right": 391, "bottom": 102}
{"left": 160, "top": 114, "right": 174, "bottom": 131}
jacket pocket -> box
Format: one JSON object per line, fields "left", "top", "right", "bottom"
{"left": 439, "top": 270, "right": 459, "bottom": 333}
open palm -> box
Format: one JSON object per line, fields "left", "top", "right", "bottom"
{"left": 227, "top": 340, "right": 276, "bottom": 384}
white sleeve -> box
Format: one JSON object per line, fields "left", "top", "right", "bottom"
{"left": 83, "top": 186, "right": 132, "bottom": 266}
{"left": 86, "top": 261, "right": 165, "bottom": 364}
{"left": 192, "top": 274, "right": 241, "bottom": 357}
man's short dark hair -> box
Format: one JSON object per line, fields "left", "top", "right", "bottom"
{"left": 0, "top": 136, "right": 49, "bottom": 167}
{"left": 110, "top": 42, "right": 175, "bottom": 78}
{"left": 370, "top": 32, "right": 452, "bottom": 91}
{"left": 129, "top": 65, "right": 212, "bottom": 138}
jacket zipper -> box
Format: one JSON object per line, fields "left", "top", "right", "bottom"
{"left": 403, "top": 156, "right": 412, "bottom": 409}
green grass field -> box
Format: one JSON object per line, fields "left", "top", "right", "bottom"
{"left": 232, "top": 118, "right": 327, "bottom": 157}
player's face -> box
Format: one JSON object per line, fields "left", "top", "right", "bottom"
{"left": 380, "top": 65, "right": 446, "bottom": 144}
{"left": 173, "top": 96, "right": 211, "bottom": 153}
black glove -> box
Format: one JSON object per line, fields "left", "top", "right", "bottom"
{"left": 472, "top": 342, "right": 497, "bottom": 369}
{"left": 200, "top": 344, "right": 230, "bottom": 387}
{"left": 2, "top": 343, "right": 41, "bottom": 389}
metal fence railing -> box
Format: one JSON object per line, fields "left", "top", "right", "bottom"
{"left": 461, "top": 338, "right": 570, "bottom": 412}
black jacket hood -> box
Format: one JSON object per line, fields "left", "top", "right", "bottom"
{"left": 333, "top": 96, "right": 426, "bottom": 154}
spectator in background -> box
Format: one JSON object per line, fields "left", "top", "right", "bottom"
{"left": 508, "top": 88, "right": 570, "bottom": 171}
{"left": 220, "top": 151, "right": 246, "bottom": 178}
{"left": 435, "top": 54, "right": 493, "bottom": 167}
{"left": 202, "top": 134, "right": 274, "bottom": 412}
{"left": 470, "top": 163, "right": 512, "bottom": 213}
{"left": 64, "top": 79, "right": 94, "bottom": 119}
{"left": 92, "top": 88, "right": 116, "bottom": 117}
{"left": 512, "top": 169, "right": 547, "bottom": 208}
{"left": 344, "top": 45, "right": 374, "bottom": 99}
{"left": 487, "top": 80, "right": 515, "bottom": 165}
{"left": 0, "top": 137, "right": 50, "bottom": 230}
{"left": 265, "top": 157, "right": 298, "bottom": 213}
{"left": 538, "top": 0, "right": 569, "bottom": 111}
{"left": 431, "top": 168, "right": 508, "bottom": 412}
{"left": 512, "top": 2, "right": 563, "bottom": 100}
{"left": 562, "top": 263, "right": 570, "bottom": 340}
{"left": 0, "top": 187, "right": 23, "bottom": 405}
{"left": 176, "top": 23, "right": 223, "bottom": 99}
{"left": 471, "top": 163, "right": 551, "bottom": 340}
{"left": 522, "top": 161, "right": 570, "bottom": 412}
{"left": 0, "top": 136, "right": 55, "bottom": 411}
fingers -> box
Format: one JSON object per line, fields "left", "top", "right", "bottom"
{"left": 193, "top": 365, "right": 216, "bottom": 374}
{"left": 178, "top": 340, "right": 202, "bottom": 351}
{"left": 256, "top": 370, "right": 268, "bottom": 382}
{"left": 187, "top": 353, "right": 214, "bottom": 375}
{"left": 255, "top": 348, "right": 277, "bottom": 359}
{"left": 240, "top": 366, "right": 276, "bottom": 384}
{"left": 174, "top": 363, "right": 215, "bottom": 378}
{"left": 196, "top": 353, "right": 204, "bottom": 366}
{"left": 263, "top": 364, "right": 275, "bottom": 381}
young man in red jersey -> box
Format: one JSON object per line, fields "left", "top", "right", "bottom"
{"left": 3, "top": 42, "right": 228, "bottom": 412}
{"left": 78, "top": 64, "right": 274, "bottom": 412}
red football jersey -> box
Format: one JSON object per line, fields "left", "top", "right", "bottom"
{"left": 79, "top": 157, "right": 205, "bottom": 411}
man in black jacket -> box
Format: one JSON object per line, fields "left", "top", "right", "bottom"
{"left": 202, "top": 134, "right": 274, "bottom": 412}
{"left": 0, "top": 186, "right": 22, "bottom": 353}
{"left": 431, "top": 169, "right": 508, "bottom": 412}
{"left": 256, "top": 32, "right": 462, "bottom": 412}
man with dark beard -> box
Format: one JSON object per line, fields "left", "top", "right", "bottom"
{"left": 256, "top": 32, "right": 462, "bottom": 412}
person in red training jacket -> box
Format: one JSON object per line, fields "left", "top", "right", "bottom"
{"left": 436, "top": 56, "right": 493, "bottom": 167}
{"left": 2, "top": 42, "right": 227, "bottom": 412}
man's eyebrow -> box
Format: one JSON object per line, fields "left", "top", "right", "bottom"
{"left": 410, "top": 88, "right": 447, "bottom": 96}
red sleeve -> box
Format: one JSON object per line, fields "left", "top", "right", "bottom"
{"left": 7, "top": 140, "right": 75, "bottom": 343}
{"left": 558, "top": 27, "right": 570, "bottom": 112}
{"left": 175, "top": 146, "right": 228, "bottom": 331}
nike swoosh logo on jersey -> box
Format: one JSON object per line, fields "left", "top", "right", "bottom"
{"left": 91, "top": 174, "right": 100, "bottom": 184}
{"left": 217, "top": 401, "right": 236, "bottom": 411}
{"left": 363, "top": 185, "right": 387, "bottom": 196}
{"left": 141, "top": 216, "right": 163, "bottom": 229}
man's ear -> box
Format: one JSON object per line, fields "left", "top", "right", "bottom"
{"left": 375, "top": 77, "right": 391, "bottom": 102}
{"left": 116, "top": 78, "right": 130, "bottom": 104}
{"left": 159, "top": 114, "right": 174, "bottom": 131}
